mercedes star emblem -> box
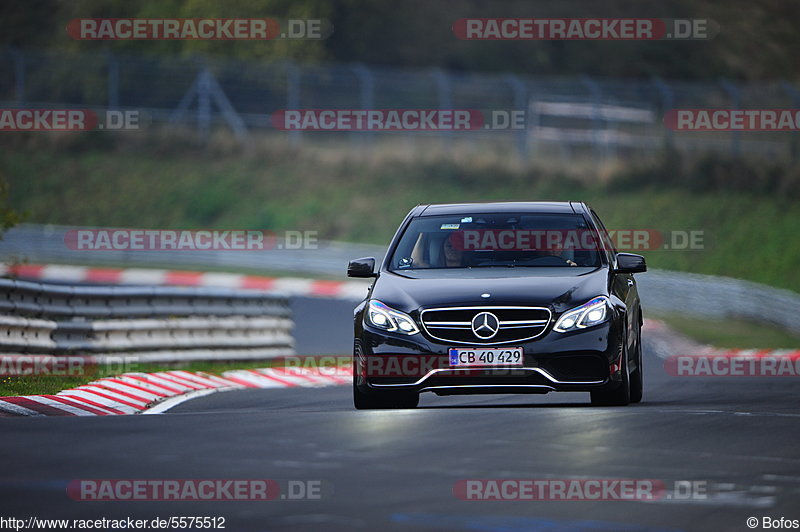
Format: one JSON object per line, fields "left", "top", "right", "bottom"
{"left": 471, "top": 311, "right": 500, "bottom": 339}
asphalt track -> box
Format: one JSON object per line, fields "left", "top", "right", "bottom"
{"left": 1, "top": 298, "right": 799, "bottom": 531}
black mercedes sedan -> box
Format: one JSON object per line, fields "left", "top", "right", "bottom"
{"left": 348, "top": 201, "right": 646, "bottom": 409}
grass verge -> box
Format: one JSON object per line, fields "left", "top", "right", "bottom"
{"left": 0, "top": 358, "right": 338, "bottom": 397}
{"left": 3, "top": 134, "right": 799, "bottom": 291}
{"left": 653, "top": 313, "right": 800, "bottom": 349}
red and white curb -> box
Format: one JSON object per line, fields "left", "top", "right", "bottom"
{"left": 643, "top": 319, "right": 800, "bottom": 360}
{"left": 0, "top": 367, "right": 353, "bottom": 417}
{"left": 674, "top": 348, "right": 800, "bottom": 359}
{"left": 0, "top": 263, "right": 370, "bottom": 301}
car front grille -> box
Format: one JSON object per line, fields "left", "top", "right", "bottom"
{"left": 419, "top": 306, "right": 551, "bottom": 345}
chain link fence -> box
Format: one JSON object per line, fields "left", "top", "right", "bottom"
{"left": 3, "top": 47, "right": 800, "bottom": 162}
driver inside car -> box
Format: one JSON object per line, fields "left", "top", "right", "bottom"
{"left": 441, "top": 232, "right": 466, "bottom": 267}
{"left": 537, "top": 239, "right": 578, "bottom": 266}
{"left": 410, "top": 231, "right": 466, "bottom": 268}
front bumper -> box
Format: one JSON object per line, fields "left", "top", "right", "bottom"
{"left": 355, "top": 320, "right": 623, "bottom": 395}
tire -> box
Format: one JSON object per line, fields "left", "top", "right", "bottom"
{"left": 629, "top": 328, "right": 643, "bottom": 404}
{"left": 590, "top": 338, "right": 631, "bottom": 406}
{"left": 353, "top": 377, "right": 419, "bottom": 409}
{"left": 352, "top": 341, "right": 419, "bottom": 409}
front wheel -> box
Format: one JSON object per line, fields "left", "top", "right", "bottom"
{"left": 629, "top": 328, "right": 643, "bottom": 404}
{"left": 590, "top": 339, "right": 630, "bottom": 406}
{"left": 353, "top": 377, "right": 419, "bottom": 410}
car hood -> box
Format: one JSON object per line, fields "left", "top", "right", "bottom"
{"left": 371, "top": 267, "right": 610, "bottom": 313}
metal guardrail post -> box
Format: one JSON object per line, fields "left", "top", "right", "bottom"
{"left": 106, "top": 52, "right": 119, "bottom": 110}
{"left": 167, "top": 65, "right": 248, "bottom": 142}
{"left": 197, "top": 69, "right": 212, "bottom": 142}
{"left": 204, "top": 71, "right": 248, "bottom": 142}
{"left": 286, "top": 61, "right": 301, "bottom": 147}
{"left": 504, "top": 74, "right": 528, "bottom": 160}
{"left": 351, "top": 63, "right": 375, "bottom": 147}
{"left": 432, "top": 69, "right": 453, "bottom": 144}
{"left": 170, "top": 85, "right": 196, "bottom": 124}
{"left": 652, "top": 76, "right": 675, "bottom": 150}
{"left": 581, "top": 75, "right": 610, "bottom": 161}
{"left": 780, "top": 81, "right": 800, "bottom": 162}
{"left": 719, "top": 79, "right": 741, "bottom": 156}
{"left": 10, "top": 47, "right": 25, "bottom": 106}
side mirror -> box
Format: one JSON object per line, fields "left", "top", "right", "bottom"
{"left": 347, "top": 257, "right": 377, "bottom": 278}
{"left": 615, "top": 253, "right": 647, "bottom": 274}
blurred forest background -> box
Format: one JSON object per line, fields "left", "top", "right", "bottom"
{"left": 2, "top": 0, "right": 798, "bottom": 80}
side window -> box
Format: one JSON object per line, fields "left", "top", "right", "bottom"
{"left": 589, "top": 209, "right": 617, "bottom": 262}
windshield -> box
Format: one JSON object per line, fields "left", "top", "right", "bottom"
{"left": 389, "top": 213, "right": 604, "bottom": 270}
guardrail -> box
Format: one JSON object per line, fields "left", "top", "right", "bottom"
{"left": 0, "top": 223, "right": 381, "bottom": 278}
{"left": 2, "top": 224, "right": 800, "bottom": 334}
{"left": 0, "top": 279, "right": 294, "bottom": 363}
{"left": 638, "top": 270, "right": 800, "bottom": 334}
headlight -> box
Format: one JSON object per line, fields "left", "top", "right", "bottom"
{"left": 366, "top": 300, "right": 420, "bottom": 335}
{"left": 553, "top": 296, "right": 610, "bottom": 332}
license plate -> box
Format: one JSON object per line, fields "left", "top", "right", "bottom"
{"left": 448, "top": 347, "right": 523, "bottom": 367}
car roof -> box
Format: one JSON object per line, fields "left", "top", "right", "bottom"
{"left": 417, "top": 201, "right": 582, "bottom": 216}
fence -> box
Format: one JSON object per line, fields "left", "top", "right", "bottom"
{"left": 2, "top": 47, "right": 800, "bottom": 161}
{"left": 0, "top": 277, "right": 294, "bottom": 362}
